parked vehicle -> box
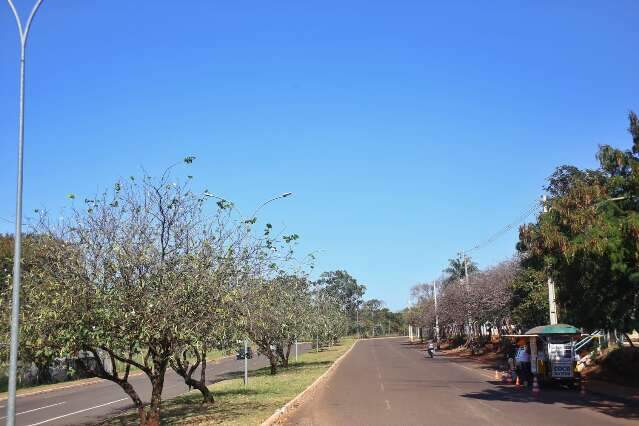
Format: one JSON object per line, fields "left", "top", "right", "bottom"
{"left": 236, "top": 347, "right": 254, "bottom": 360}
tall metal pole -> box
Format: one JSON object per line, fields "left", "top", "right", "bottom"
{"left": 6, "top": 2, "right": 44, "bottom": 425}
{"left": 243, "top": 339, "right": 248, "bottom": 385}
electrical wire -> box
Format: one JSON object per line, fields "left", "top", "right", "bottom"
{"left": 465, "top": 199, "right": 541, "bottom": 254}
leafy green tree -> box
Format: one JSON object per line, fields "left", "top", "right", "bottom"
{"left": 0, "top": 234, "right": 80, "bottom": 385}
{"left": 509, "top": 268, "right": 549, "bottom": 331}
{"left": 518, "top": 111, "right": 639, "bottom": 335}
{"left": 314, "top": 270, "right": 366, "bottom": 333}
{"left": 443, "top": 253, "right": 478, "bottom": 285}
{"left": 240, "top": 274, "right": 313, "bottom": 374}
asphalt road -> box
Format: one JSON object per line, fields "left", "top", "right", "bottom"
{"left": 0, "top": 343, "right": 310, "bottom": 426}
{"left": 284, "top": 337, "right": 639, "bottom": 426}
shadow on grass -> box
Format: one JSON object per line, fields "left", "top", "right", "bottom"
{"left": 462, "top": 384, "right": 639, "bottom": 420}
{"left": 98, "top": 353, "right": 341, "bottom": 425}
{"left": 98, "top": 387, "right": 267, "bottom": 425}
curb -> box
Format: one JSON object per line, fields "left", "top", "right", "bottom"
{"left": 261, "top": 339, "right": 360, "bottom": 426}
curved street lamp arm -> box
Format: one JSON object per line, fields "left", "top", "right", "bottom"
{"left": 7, "top": 0, "right": 44, "bottom": 45}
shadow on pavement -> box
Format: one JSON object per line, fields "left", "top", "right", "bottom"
{"left": 462, "top": 384, "right": 639, "bottom": 420}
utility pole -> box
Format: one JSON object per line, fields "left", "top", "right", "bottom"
{"left": 433, "top": 279, "right": 440, "bottom": 345}
{"left": 6, "top": 2, "right": 45, "bottom": 425}
{"left": 542, "top": 195, "right": 559, "bottom": 325}
{"left": 356, "top": 308, "right": 359, "bottom": 338}
{"left": 462, "top": 251, "right": 473, "bottom": 338}
{"left": 388, "top": 319, "right": 391, "bottom": 335}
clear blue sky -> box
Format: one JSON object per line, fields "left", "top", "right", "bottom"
{"left": 1, "top": 1, "right": 637, "bottom": 310}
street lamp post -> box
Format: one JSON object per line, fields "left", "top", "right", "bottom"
{"left": 6, "top": 1, "right": 45, "bottom": 425}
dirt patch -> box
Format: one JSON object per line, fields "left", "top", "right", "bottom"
{"left": 583, "top": 347, "right": 639, "bottom": 388}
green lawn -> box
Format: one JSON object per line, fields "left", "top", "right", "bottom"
{"left": 104, "top": 337, "right": 356, "bottom": 425}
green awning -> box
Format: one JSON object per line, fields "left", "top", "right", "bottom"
{"left": 524, "top": 324, "right": 580, "bottom": 335}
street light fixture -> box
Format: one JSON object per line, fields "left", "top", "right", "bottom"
{"left": 6, "top": 1, "right": 45, "bottom": 425}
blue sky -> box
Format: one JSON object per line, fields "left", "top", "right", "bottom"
{"left": 1, "top": 1, "right": 637, "bottom": 310}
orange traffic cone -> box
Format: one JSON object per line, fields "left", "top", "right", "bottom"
{"left": 495, "top": 370, "right": 500, "bottom": 380}
{"left": 515, "top": 375, "right": 520, "bottom": 386}
{"left": 532, "top": 376, "right": 540, "bottom": 396}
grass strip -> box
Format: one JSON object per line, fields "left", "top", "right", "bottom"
{"left": 104, "top": 337, "right": 356, "bottom": 425}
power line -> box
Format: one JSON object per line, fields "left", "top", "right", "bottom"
{"left": 465, "top": 199, "right": 541, "bottom": 254}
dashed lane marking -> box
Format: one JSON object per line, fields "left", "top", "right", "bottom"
{"left": 26, "top": 398, "right": 128, "bottom": 426}
{"left": 385, "top": 400, "right": 391, "bottom": 411}
{"left": 0, "top": 402, "right": 66, "bottom": 421}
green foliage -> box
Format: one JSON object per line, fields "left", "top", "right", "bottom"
{"left": 314, "top": 270, "right": 366, "bottom": 315}
{"left": 518, "top": 111, "right": 639, "bottom": 332}
{"left": 509, "top": 268, "right": 549, "bottom": 331}
{"left": 443, "top": 253, "right": 478, "bottom": 286}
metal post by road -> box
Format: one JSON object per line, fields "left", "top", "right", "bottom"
{"left": 463, "top": 251, "right": 472, "bottom": 338}
{"left": 542, "top": 195, "right": 559, "bottom": 325}
{"left": 433, "top": 279, "right": 440, "bottom": 345}
{"left": 6, "top": 2, "right": 44, "bottom": 425}
{"left": 243, "top": 339, "right": 248, "bottom": 385}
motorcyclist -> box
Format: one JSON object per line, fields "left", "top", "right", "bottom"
{"left": 426, "top": 341, "right": 435, "bottom": 358}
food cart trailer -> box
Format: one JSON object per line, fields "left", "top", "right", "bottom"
{"left": 506, "top": 324, "right": 582, "bottom": 386}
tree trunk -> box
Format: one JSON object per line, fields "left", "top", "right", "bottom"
{"left": 171, "top": 346, "right": 214, "bottom": 404}
{"left": 625, "top": 333, "right": 636, "bottom": 348}
{"left": 142, "top": 377, "right": 164, "bottom": 426}
{"left": 35, "top": 362, "right": 52, "bottom": 385}
{"left": 266, "top": 350, "right": 278, "bottom": 375}
{"left": 185, "top": 375, "right": 214, "bottom": 403}
{"left": 276, "top": 345, "right": 288, "bottom": 368}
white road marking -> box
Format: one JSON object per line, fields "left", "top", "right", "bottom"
{"left": 380, "top": 382, "right": 385, "bottom": 392}
{"left": 384, "top": 399, "right": 391, "bottom": 410}
{"left": 26, "top": 398, "right": 128, "bottom": 426}
{"left": 0, "top": 402, "right": 66, "bottom": 420}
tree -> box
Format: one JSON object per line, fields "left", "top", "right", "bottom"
{"left": 240, "top": 274, "right": 313, "bottom": 374}
{"left": 518, "top": 111, "right": 639, "bottom": 334}
{"left": 314, "top": 270, "right": 366, "bottom": 333}
{"left": 33, "top": 167, "right": 243, "bottom": 425}
{"left": 509, "top": 268, "right": 549, "bottom": 331}
{"left": 443, "top": 253, "right": 478, "bottom": 286}
{"left": 0, "top": 234, "right": 78, "bottom": 385}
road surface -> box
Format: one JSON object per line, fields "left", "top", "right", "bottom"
{"left": 284, "top": 337, "right": 638, "bottom": 425}
{"left": 0, "top": 343, "right": 310, "bottom": 426}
